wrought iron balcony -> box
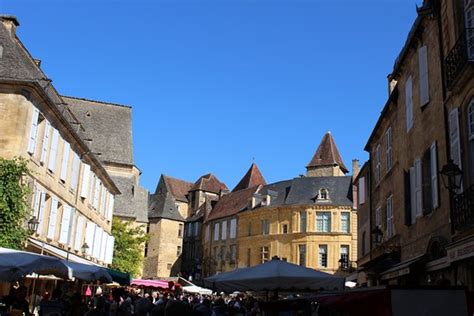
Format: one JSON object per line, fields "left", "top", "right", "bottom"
{"left": 453, "top": 184, "right": 474, "bottom": 232}
{"left": 445, "top": 28, "right": 474, "bottom": 89}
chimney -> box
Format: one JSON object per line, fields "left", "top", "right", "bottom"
{"left": 352, "top": 159, "right": 360, "bottom": 179}
{"left": 1, "top": 15, "right": 19, "bottom": 36}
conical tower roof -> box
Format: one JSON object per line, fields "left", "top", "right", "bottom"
{"left": 307, "top": 132, "right": 348, "bottom": 173}
{"left": 232, "top": 163, "right": 267, "bottom": 192}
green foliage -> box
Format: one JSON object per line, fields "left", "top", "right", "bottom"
{"left": 0, "top": 158, "right": 30, "bottom": 249}
{"left": 111, "top": 217, "right": 149, "bottom": 277}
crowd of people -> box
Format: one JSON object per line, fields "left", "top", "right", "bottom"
{"left": 0, "top": 282, "right": 266, "bottom": 316}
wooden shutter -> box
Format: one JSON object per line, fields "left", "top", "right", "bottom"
{"left": 48, "top": 129, "right": 60, "bottom": 172}
{"left": 74, "top": 215, "right": 85, "bottom": 251}
{"left": 27, "top": 108, "right": 40, "bottom": 154}
{"left": 105, "top": 235, "right": 115, "bottom": 264}
{"left": 404, "top": 171, "right": 412, "bottom": 226}
{"left": 415, "top": 159, "right": 423, "bottom": 217}
{"left": 33, "top": 186, "right": 41, "bottom": 218}
{"left": 418, "top": 46, "right": 429, "bottom": 106}
{"left": 84, "top": 221, "right": 95, "bottom": 255}
{"left": 410, "top": 166, "right": 416, "bottom": 224}
{"left": 422, "top": 149, "right": 433, "bottom": 214}
{"left": 80, "top": 164, "right": 91, "bottom": 198}
{"left": 47, "top": 198, "right": 59, "bottom": 240}
{"left": 59, "top": 205, "right": 72, "bottom": 244}
{"left": 214, "top": 223, "right": 220, "bottom": 241}
{"left": 40, "top": 121, "right": 51, "bottom": 163}
{"left": 60, "top": 141, "right": 70, "bottom": 181}
{"left": 431, "top": 142, "right": 439, "bottom": 208}
{"left": 449, "top": 108, "right": 463, "bottom": 192}
{"left": 100, "top": 230, "right": 108, "bottom": 262}
{"left": 406, "top": 76, "right": 413, "bottom": 131}
{"left": 100, "top": 187, "right": 107, "bottom": 216}
{"left": 221, "top": 220, "right": 227, "bottom": 240}
{"left": 107, "top": 193, "right": 114, "bottom": 222}
{"left": 93, "top": 226, "right": 103, "bottom": 259}
{"left": 70, "top": 153, "right": 80, "bottom": 191}
{"left": 358, "top": 177, "right": 366, "bottom": 205}
{"left": 93, "top": 178, "right": 101, "bottom": 209}
{"left": 230, "top": 218, "right": 237, "bottom": 239}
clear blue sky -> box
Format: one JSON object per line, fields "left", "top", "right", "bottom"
{"left": 1, "top": 0, "right": 419, "bottom": 192}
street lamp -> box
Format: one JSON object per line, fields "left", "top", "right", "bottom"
{"left": 440, "top": 159, "right": 463, "bottom": 192}
{"left": 28, "top": 216, "right": 39, "bottom": 235}
{"left": 371, "top": 226, "right": 383, "bottom": 246}
{"left": 81, "top": 242, "right": 90, "bottom": 255}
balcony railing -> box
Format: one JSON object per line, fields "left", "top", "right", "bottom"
{"left": 453, "top": 184, "right": 474, "bottom": 232}
{"left": 445, "top": 28, "right": 474, "bottom": 89}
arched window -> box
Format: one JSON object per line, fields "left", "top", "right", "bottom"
{"left": 319, "top": 188, "right": 328, "bottom": 200}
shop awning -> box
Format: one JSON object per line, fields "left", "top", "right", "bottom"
{"left": 107, "top": 268, "right": 131, "bottom": 286}
{"left": 380, "top": 255, "right": 425, "bottom": 280}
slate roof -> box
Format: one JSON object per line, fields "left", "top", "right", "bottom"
{"left": 64, "top": 96, "right": 134, "bottom": 166}
{"left": 206, "top": 186, "right": 261, "bottom": 222}
{"left": 162, "top": 175, "right": 193, "bottom": 203}
{"left": 110, "top": 175, "right": 149, "bottom": 222}
{"left": 307, "top": 132, "right": 348, "bottom": 173}
{"left": 190, "top": 173, "right": 228, "bottom": 194}
{"left": 232, "top": 163, "right": 267, "bottom": 192}
{"left": 148, "top": 192, "right": 185, "bottom": 221}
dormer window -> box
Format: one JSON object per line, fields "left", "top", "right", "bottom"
{"left": 318, "top": 188, "right": 329, "bottom": 200}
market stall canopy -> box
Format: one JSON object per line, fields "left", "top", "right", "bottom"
{"left": 204, "top": 257, "right": 345, "bottom": 292}
{"left": 131, "top": 279, "right": 172, "bottom": 288}
{"left": 183, "top": 285, "right": 213, "bottom": 295}
{"left": 0, "top": 247, "right": 72, "bottom": 281}
{"left": 64, "top": 261, "right": 112, "bottom": 283}
{"left": 107, "top": 268, "right": 131, "bottom": 286}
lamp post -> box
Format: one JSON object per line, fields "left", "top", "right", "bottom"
{"left": 27, "top": 216, "right": 39, "bottom": 235}
{"left": 81, "top": 242, "right": 90, "bottom": 258}
{"left": 27, "top": 216, "right": 40, "bottom": 315}
{"left": 440, "top": 159, "right": 463, "bottom": 234}
{"left": 371, "top": 226, "right": 383, "bottom": 247}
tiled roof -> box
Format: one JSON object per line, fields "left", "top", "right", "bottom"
{"left": 307, "top": 132, "right": 348, "bottom": 173}
{"left": 206, "top": 186, "right": 260, "bottom": 222}
{"left": 190, "top": 173, "right": 228, "bottom": 194}
{"left": 163, "top": 175, "right": 193, "bottom": 203}
{"left": 232, "top": 163, "right": 266, "bottom": 192}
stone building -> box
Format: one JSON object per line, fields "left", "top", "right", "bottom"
{"left": 0, "top": 16, "right": 118, "bottom": 266}
{"left": 237, "top": 133, "right": 358, "bottom": 275}
{"left": 357, "top": 0, "right": 474, "bottom": 289}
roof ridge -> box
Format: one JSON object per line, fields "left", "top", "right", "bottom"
{"left": 62, "top": 95, "right": 131, "bottom": 109}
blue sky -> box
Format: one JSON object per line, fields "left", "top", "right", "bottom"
{"left": 1, "top": 0, "right": 419, "bottom": 191}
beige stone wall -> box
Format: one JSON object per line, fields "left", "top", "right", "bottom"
{"left": 0, "top": 91, "right": 115, "bottom": 265}
{"left": 307, "top": 166, "right": 345, "bottom": 177}
{"left": 237, "top": 205, "right": 357, "bottom": 275}
{"left": 142, "top": 218, "right": 184, "bottom": 278}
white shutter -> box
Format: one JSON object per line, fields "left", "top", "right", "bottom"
{"left": 47, "top": 198, "right": 59, "bottom": 240}
{"left": 107, "top": 193, "right": 114, "bottom": 222}
{"left": 93, "top": 226, "right": 103, "bottom": 259}
{"left": 80, "top": 164, "right": 91, "bottom": 198}
{"left": 100, "top": 230, "right": 108, "bottom": 262}
{"left": 431, "top": 142, "right": 439, "bottom": 208}
{"left": 27, "top": 108, "right": 40, "bottom": 154}
{"left": 358, "top": 177, "right": 366, "bottom": 205}
{"left": 221, "top": 220, "right": 227, "bottom": 240}
{"left": 93, "top": 178, "right": 101, "bottom": 209}
{"left": 70, "top": 153, "right": 80, "bottom": 191}
{"left": 74, "top": 216, "right": 85, "bottom": 251}
{"left": 418, "top": 46, "right": 429, "bottom": 106}
{"left": 59, "top": 205, "right": 72, "bottom": 244}
{"left": 84, "top": 221, "right": 95, "bottom": 255}
{"left": 37, "top": 192, "right": 46, "bottom": 235}
{"left": 48, "top": 129, "right": 60, "bottom": 172}
{"left": 32, "top": 186, "right": 41, "bottom": 218}
{"left": 410, "top": 166, "right": 416, "bottom": 224}
{"left": 40, "top": 121, "right": 51, "bottom": 163}
{"left": 230, "top": 218, "right": 237, "bottom": 239}
{"left": 100, "top": 187, "right": 107, "bottom": 216}
{"left": 105, "top": 235, "right": 115, "bottom": 264}
{"left": 405, "top": 76, "right": 413, "bottom": 131}
{"left": 415, "top": 159, "right": 423, "bottom": 217}
{"left": 60, "top": 141, "right": 70, "bottom": 181}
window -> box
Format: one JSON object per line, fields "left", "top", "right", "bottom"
{"left": 340, "top": 212, "right": 350, "bottom": 233}
{"left": 386, "top": 195, "right": 394, "bottom": 238}
{"left": 60, "top": 141, "right": 70, "bottom": 182}
{"left": 213, "top": 223, "right": 220, "bottom": 241}
{"left": 178, "top": 223, "right": 183, "bottom": 238}
{"left": 167, "top": 263, "right": 172, "bottom": 270}
{"left": 230, "top": 218, "right": 237, "bottom": 239}
{"left": 358, "top": 177, "right": 366, "bottom": 205}
{"left": 47, "top": 198, "right": 60, "bottom": 240}
{"left": 466, "top": 1, "right": 474, "bottom": 58}
{"left": 449, "top": 108, "right": 462, "bottom": 192}
{"left": 194, "top": 222, "right": 200, "bottom": 237}
{"left": 300, "top": 211, "right": 307, "bottom": 233}
{"left": 340, "top": 245, "right": 349, "bottom": 269}
{"left": 247, "top": 248, "right": 251, "bottom": 267}
{"left": 70, "top": 153, "right": 80, "bottom": 191}
{"left": 261, "top": 219, "right": 270, "bottom": 235}
{"left": 260, "top": 246, "right": 269, "bottom": 263}
{"left": 205, "top": 225, "right": 210, "bottom": 241}
{"left": 282, "top": 224, "right": 288, "bottom": 234}
{"left": 385, "top": 127, "right": 393, "bottom": 171}
{"left": 406, "top": 76, "right": 413, "bottom": 131}
{"left": 298, "top": 244, "right": 306, "bottom": 266}
{"left": 47, "top": 128, "right": 60, "bottom": 172}
{"left": 375, "top": 145, "right": 381, "bottom": 184}
{"left": 187, "top": 223, "right": 193, "bottom": 237}
{"left": 221, "top": 220, "right": 227, "bottom": 240}
{"left": 40, "top": 121, "right": 51, "bottom": 163}
{"left": 28, "top": 107, "right": 40, "bottom": 155}
{"left": 375, "top": 206, "right": 382, "bottom": 228}
{"left": 418, "top": 46, "right": 429, "bottom": 106}
{"left": 177, "top": 246, "right": 182, "bottom": 256}
{"left": 319, "top": 245, "right": 328, "bottom": 268}
{"left": 319, "top": 188, "right": 328, "bottom": 200}
{"left": 316, "top": 212, "right": 331, "bottom": 232}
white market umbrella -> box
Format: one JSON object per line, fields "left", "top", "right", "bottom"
{"left": 182, "top": 285, "right": 213, "bottom": 295}
{"left": 0, "top": 247, "right": 72, "bottom": 281}
{"left": 204, "top": 257, "right": 345, "bottom": 293}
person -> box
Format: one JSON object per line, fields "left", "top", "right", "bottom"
{"left": 9, "top": 285, "right": 30, "bottom": 316}
{"left": 133, "top": 294, "right": 154, "bottom": 316}
{"left": 150, "top": 292, "right": 159, "bottom": 305}
{"left": 192, "top": 298, "right": 212, "bottom": 316}
{"left": 69, "top": 293, "right": 89, "bottom": 316}
{"left": 211, "top": 297, "right": 227, "bottom": 316}
{"left": 39, "top": 288, "right": 67, "bottom": 316}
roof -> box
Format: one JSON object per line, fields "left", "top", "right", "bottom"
{"left": 110, "top": 175, "right": 149, "bottom": 222}
{"left": 190, "top": 173, "right": 228, "bottom": 194}
{"left": 232, "top": 163, "right": 267, "bottom": 192}
{"left": 307, "top": 132, "right": 348, "bottom": 173}
{"left": 162, "top": 175, "right": 193, "bottom": 203}
{"left": 64, "top": 96, "right": 134, "bottom": 166}
{"left": 206, "top": 186, "right": 260, "bottom": 222}
{"left": 148, "top": 192, "right": 185, "bottom": 221}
